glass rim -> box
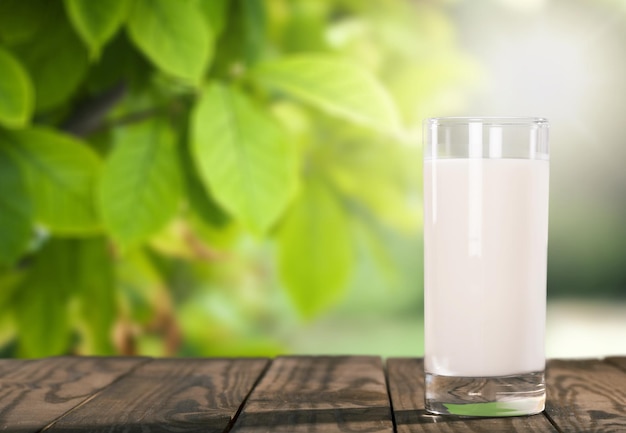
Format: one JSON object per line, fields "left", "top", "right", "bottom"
{"left": 426, "top": 117, "right": 548, "bottom": 127}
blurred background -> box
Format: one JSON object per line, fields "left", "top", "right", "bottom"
{"left": 0, "top": 0, "right": 624, "bottom": 359}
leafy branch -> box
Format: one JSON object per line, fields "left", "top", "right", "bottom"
{"left": 62, "top": 82, "right": 127, "bottom": 136}
{"left": 0, "top": 0, "right": 469, "bottom": 357}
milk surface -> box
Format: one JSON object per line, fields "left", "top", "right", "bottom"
{"left": 424, "top": 158, "right": 549, "bottom": 377}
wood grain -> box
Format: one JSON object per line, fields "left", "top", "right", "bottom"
{"left": 544, "top": 358, "right": 626, "bottom": 433}
{"left": 604, "top": 356, "right": 626, "bottom": 373}
{"left": 44, "top": 357, "right": 268, "bottom": 433}
{"left": 1, "top": 356, "right": 625, "bottom": 431}
{"left": 230, "top": 356, "right": 394, "bottom": 432}
{"left": 0, "top": 356, "right": 146, "bottom": 432}
{"left": 386, "top": 358, "right": 557, "bottom": 433}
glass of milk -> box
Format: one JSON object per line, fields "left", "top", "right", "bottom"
{"left": 423, "top": 117, "right": 549, "bottom": 417}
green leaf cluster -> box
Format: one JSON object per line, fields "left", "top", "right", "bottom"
{"left": 0, "top": 0, "right": 476, "bottom": 356}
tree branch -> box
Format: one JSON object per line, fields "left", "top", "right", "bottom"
{"left": 102, "top": 106, "right": 166, "bottom": 130}
{"left": 62, "top": 82, "right": 127, "bottom": 137}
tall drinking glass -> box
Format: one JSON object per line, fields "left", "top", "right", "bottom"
{"left": 423, "top": 117, "right": 549, "bottom": 417}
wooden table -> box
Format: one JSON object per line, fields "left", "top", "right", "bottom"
{"left": 1, "top": 356, "right": 624, "bottom": 432}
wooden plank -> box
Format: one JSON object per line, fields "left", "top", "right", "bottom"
{"left": 604, "top": 356, "right": 626, "bottom": 373}
{"left": 45, "top": 358, "right": 269, "bottom": 432}
{"left": 0, "top": 356, "right": 146, "bottom": 432}
{"left": 0, "top": 358, "right": 32, "bottom": 377}
{"left": 230, "top": 356, "right": 394, "bottom": 432}
{"left": 387, "top": 358, "right": 557, "bottom": 433}
{"left": 545, "top": 358, "right": 626, "bottom": 432}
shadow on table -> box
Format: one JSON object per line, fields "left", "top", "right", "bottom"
{"left": 36, "top": 408, "right": 392, "bottom": 432}
{"left": 395, "top": 408, "right": 469, "bottom": 424}
{"left": 30, "top": 415, "right": 233, "bottom": 433}
{"left": 235, "top": 405, "right": 393, "bottom": 427}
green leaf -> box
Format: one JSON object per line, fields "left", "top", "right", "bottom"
{"left": 353, "top": 213, "right": 400, "bottom": 289}
{"left": 64, "top": 0, "right": 127, "bottom": 60}
{"left": 0, "top": 47, "right": 33, "bottom": 128}
{"left": 1, "top": 127, "right": 102, "bottom": 233}
{"left": 100, "top": 119, "right": 182, "bottom": 248}
{"left": 0, "top": 146, "right": 33, "bottom": 266}
{"left": 253, "top": 55, "right": 400, "bottom": 133}
{"left": 186, "top": 164, "right": 230, "bottom": 229}
{"left": 0, "top": 267, "right": 24, "bottom": 309}
{"left": 277, "top": 179, "right": 354, "bottom": 318}
{"left": 193, "top": 0, "right": 229, "bottom": 37}
{"left": 14, "top": 239, "right": 74, "bottom": 357}
{"left": 127, "top": 0, "right": 212, "bottom": 82}
{"left": 85, "top": 32, "right": 151, "bottom": 95}
{"left": 325, "top": 137, "right": 420, "bottom": 232}
{"left": 191, "top": 82, "right": 297, "bottom": 234}
{"left": 117, "top": 248, "right": 164, "bottom": 325}
{"left": 280, "top": 0, "right": 329, "bottom": 53}
{"left": 12, "top": 2, "right": 89, "bottom": 111}
{"left": 211, "top": 0, "right": 266, "bottom": 77}
{"left": 179, "top": 138, "right": 229, "bottom": 228}
{"left": 0, "top": 0, "right": 49, "bottom": 46}
{"left": 238, "top": 0, "right": 267, "bottom": 65}
{"left": 13, "top": 237, "right": 116, "bottom": 356}
{"left": 75, "top": 237, "right": 116, "bottom": 354}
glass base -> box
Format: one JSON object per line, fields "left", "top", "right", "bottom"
{"left": 425, "top": 371, "right": 545, "bottom": 417}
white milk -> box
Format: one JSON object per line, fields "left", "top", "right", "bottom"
{"left": 424, "top": 158, "right": 549, "bottom": 377}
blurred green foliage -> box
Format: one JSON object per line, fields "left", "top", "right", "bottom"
{"left": 0, "top": 0, "right": 476, "bottom": 357}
